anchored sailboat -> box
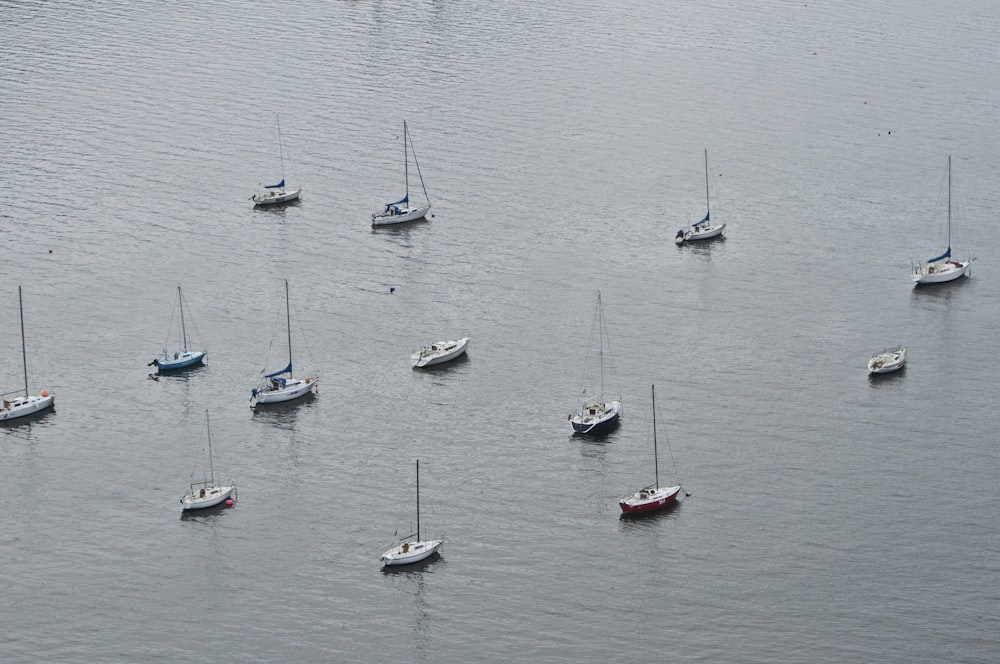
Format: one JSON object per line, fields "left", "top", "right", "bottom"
{"left": 569, "top": 291, "right": 622, "bottom": 434}
{"left": 372, "top": 120, "right": 431, "bottom": 226}
{"left": 912, "top": 156, "right": 974, "bottom": 285}
{"left": 149, "top": 286, "right": 206, "bottom": 373}
{"left": 1, "top": 286, "right": 55, "bottom": 423}
{"left": 619, "top": 384, "right": 687, "bottom": 516}
{"left": 180, "top": 410, "right": 236, "bottom": 511}
{"left": 250, "top": 280, "right": 318, "bottom": 408}
{"left": 676, "top": 148, "right": 726, "bottom": 244}
{"left": 381, "top": 459, "right": 444, "bottom": 566}
{"left": 252, "top": 114, "right": 301, "bottom": 206}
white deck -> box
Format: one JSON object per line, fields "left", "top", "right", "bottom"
{"left": 253, "top": 187, "right": 301, "bottom": 205}
{"left": 411, "top": 337, "right": 469, "bottom": 367}
{"left": 372, "top": 203, "right": 431, "bottom": 226}
{"left": 1, "top": 392, "right": 54, "bottom": 422}
{"left": 381, "top": 539, "right": 443, "bottom": 566}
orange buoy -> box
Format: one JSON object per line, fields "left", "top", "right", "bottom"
{"left": 225, "top": 499, "right": 234, "bottom": 507}
{"left": 40, "top": 390, "right": 49, "bottom": 397}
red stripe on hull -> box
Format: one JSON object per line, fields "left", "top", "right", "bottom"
{"left": 619, "top": 489, "right": 679, "bottom": 514}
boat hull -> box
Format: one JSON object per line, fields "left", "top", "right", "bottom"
{"left": 677, "top": 222, "right": 726, "bottom": 244}
{"left": 411, "top": 337, "right": 470, "bottom": 367}
{"left": 570, "top": 399, "right": 621, "bottom": 434}
{"left": 253, "top": 188, "right": 301, "bottom": 206}
{"left": 620, "top": 485, "right": 681, "bottom": 514}
{"left": 251, "top": 376, "right": 318, "bottom": 407}
{"left": 868, "top": 347, "right": 906, "bottom": 374}
{"left": 0, "top": 393, "right": 55, "bottom": 422}
{"left": 381, "top": 539, "right": 443, "bottom": 566}
{"left": 913, "top": 260, "right": 970, "bottom": 284}
{"left": 155, "top": 350, "right": 206, "bottom": 372}
{"left": 372, "top": 204, "right": 431, "bottom": 226}
{"left": 181, "top": 485, "right": 235, "bottom": 510}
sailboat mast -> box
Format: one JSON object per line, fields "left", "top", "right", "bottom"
{"left": 704, "top": 149, "right": 710, "bottom": 218}
{"left": 947, "top": 155, "right": 952, "bottom": 251}
{"left": 18, "top": 285, "right": 29, "bottom": 396}
{"left": 403, "top": 120, "right": 410, "bottom": 200}
{"left": 652, "top": 384, "right": 659, "bottom": 490}
{"left": 177, "top": 286, "right": 189, "bottom": 353}
{"left": 416, "top": 459, "right": 421, "bottom": 541}
{"left": 276, "top": 114, "right": 286, "bottom": 184}
{"left": 597, "top": 292, "right": 606, "bottom": 398}
{"left": 206, "top": 410, "right": 215, "bottom": 484}
{"left": 284, "top": 280, "right": 292, "bottom": 371}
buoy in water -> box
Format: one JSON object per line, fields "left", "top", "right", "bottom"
{"left": 225, "top": 499, "right": 234, "bottom": 507}
{"left": 389, "top": 287, "right": 395, "bottom": 293}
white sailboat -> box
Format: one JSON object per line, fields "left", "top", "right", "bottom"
{"left": 149, "top": 286, "right": 206, "bottom": 373}
{"left": 180, "top": 410, "right": 236, "bottom": 511}
{"left": 372, "top": 120, "right": 431, "bottom": 226}
{"left": 411, "top": 337, "right": 470, "bottom": 368}
{"left": 868, "top": 345, "right": 906, "bottom": 375}
{"left": 912, "top": 156, "right": 974, "bottom": 285}
{"left": 381, "top": 460, "right": 444, "bottom": 566}
{"left": 1, "top": 286, "right": 55, "bottom": 423}
{"left": 252, "top": 114, "right": 301, "bottom": 206}
{"left": 676, "top": 148, "right": 726, "bottom": 244}
{"left": 620, "top": 384, "right": 687, "bottom": 515}
{"left": 250, "top": 280, "right": 318, "bottom": 408}
{"left": 569, "top": 291, "right": 622, "bottom": 434}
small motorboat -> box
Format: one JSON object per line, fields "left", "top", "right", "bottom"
{"left": 868, "top": 345, "right": 906, "bottom": 375}
{"left": 411, "top": 337, "right": 470, "bottom": 368}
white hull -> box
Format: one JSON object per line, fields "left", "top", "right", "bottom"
{"left": 381, "top": 539, "right": 443, "bottom": 566}
{"left": 868, "top": 346, "right": 906, "bottom": 374}
{"left": 372, "top": 203, "right": 430, "bottom": 226}
{"left": 411, "top": 337, "right": 469, "bottom": 367}
{"left": 253, "top": 188, "right": 301, "bottom": 205}
{"left": 251, "top": 376, "right": 318, "bottom": 407}
{"left": 0, "top": 393, "right": 55, "bottom": 422}
{"left": 181, "top": 484, "right": 235, "bottom": 510}
{"left": 676, "top": 222, "right": 726, "bottom": 244}
{"left": 912, "top": 259, "right": 971, "bottom": 284}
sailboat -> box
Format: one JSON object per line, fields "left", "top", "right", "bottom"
{"left": 250, "top": 280, "right": 318, "bottom": 408}
{"left": 912, "top": 156, "right": 974, "bottom": 285}
{"left": 1, "top": 286, "right": 55, "bottom": 422}
{"left": 569, "top": 291, "right": 622, "bottom": 434}
{"left": 149, "top": 286, "right": 206, "bottom": 373}
{"left": 381, "top": 459, "right": 444, "bottom": 566}
{"left": 371, "top": 120, "right": 431, "bottom": 226}
{"left": 180, "top": 410, "right": 236, "bottom": 511}
{"left": 675, "top": 148, "right": 726, "bottom": 244}
{"left": 252, "top": 114, "right": 301, "bottom": 206}
{"left": 620, "top": 384, "right": 686, "bottom": 515}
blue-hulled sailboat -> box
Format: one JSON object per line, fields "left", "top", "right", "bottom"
{"left": 149, "top": 286, "right": 206, "bottom": 373}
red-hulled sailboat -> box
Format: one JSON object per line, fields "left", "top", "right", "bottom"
{"left": 619, "top": 384, "right": 687, "bottom": 515}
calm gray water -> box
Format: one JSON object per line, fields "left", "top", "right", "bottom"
{"left": 2, "top": 1, "right": 999, "bottom": 661}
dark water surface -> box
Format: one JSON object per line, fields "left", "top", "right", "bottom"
{"left": 3, "top": 1, "right": 999, "bottom": 661}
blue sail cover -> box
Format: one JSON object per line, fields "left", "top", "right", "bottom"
{"left": 265, "top": 362, "right": 292, "bottom": 378}
{"left": 265, "top": 179, "right": 285, "bottom": 189}
{"left": 692, "top": 211, "right": 710, "bottom": 228}
{"left": 386, "top": 194, "right": 409, "bottom": 206}
{"left": 928, "top": 246, "right": 951, "bottom": 263}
